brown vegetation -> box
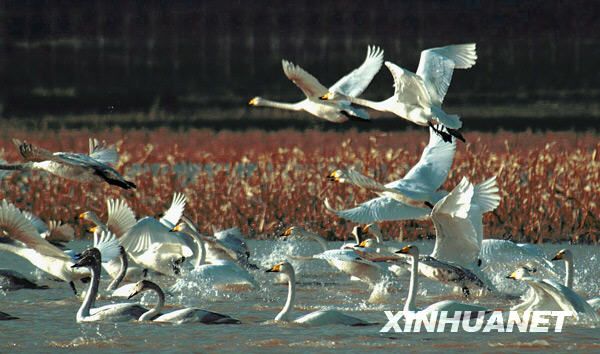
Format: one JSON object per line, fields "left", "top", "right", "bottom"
{"left": 0, "top": 128, "right": 598, "bottom": 243}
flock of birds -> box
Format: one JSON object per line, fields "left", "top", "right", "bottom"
{"left": 0, "top": 43, "right": 599, "bottom": 327}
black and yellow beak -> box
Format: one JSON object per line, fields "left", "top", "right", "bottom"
{"left": 266, "top": 263, "right": 282, "bottom": 273}
{"left": 319, "top": 92, "right": 332, "bottom": 101}
{"left": 506, "top": 271, "right": 517, "bottom": 280}
{"left": 551, "top": 252, "right": 563, "bottom": 261}
{"left": 87, "top": 226, "right": 98, "bottom": 234}
{"left": 395, "top": 245, "right": 411, "bottom": 254}
{"left": 280, "top": 228, "right": 292, "bottom": 237}
{"left": 170, "top": 224, "right": 183, "bottom": 233}
{"left": 248, "top": 97, "right": 258, "bottom": 106}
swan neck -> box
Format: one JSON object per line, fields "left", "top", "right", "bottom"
{"left": 565, "top": 257, "right": 573, "bottom": 288}
{"left": 404, "top": 253, "right": 418, "bottom": 312}
{"left": 347, "top": 96, "right": 388, "bottom": 111}
{"left": 184, "top": 230, "right": 205, "bottom": 267}
{"left": 302, "top": 230, "right": 328, "bottom": 251}
{"left": 139, "top": 282, "right": 165, "bottom": 321}
{"left": 107, "top": 251, "right": 128, "bottom": 291}
{"left": 77, "top": 262, "right": 101, "bottom": 321}
{"left": 276, "top": 271, "right": 296, "bottom": 321}
{"left": 256, "top": 98, "right": 303, "bottom": 111}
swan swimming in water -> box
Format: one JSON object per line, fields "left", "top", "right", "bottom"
{"left": 249, "top": 46, "right": 384, "bottom": 123}
{"left": 396, "top": 245, "right": 489, "bottom": 317}
{"left": 266, "top": 261, "right": 374, "bottom": 326}
{"left": 551, "top": 249, "right": 600, "bottom": 311}
{"left": 506, "top": 266, "right": 598, "bottom": 321}
{"left": 320, "top": 44, "right": 478, "bottom": 142}
{"left": 127, "top": 280, "right": 241, "bottom": 324}
{"left": 170, "top": 223, "right": 256, "bottom": 292}
{"left": 71, "top": 236, "right": 149, "bottom": 323}
{"left": 0, "top": 138, "right": 135, "bottom": 189}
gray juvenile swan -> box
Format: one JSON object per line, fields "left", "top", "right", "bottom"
{"left": 127, "top": 280, "right": 240, "bottom": 324}
{"left": 0, "top": 138, "right": 135, "bottom": 189}
{"left": 71, "top": 238, "right": 148, "bottom": 323}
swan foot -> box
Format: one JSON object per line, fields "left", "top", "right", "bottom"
{"left": 143, "top": 269, "right": 148, "bottom": 278}
{"left": 69, "top": 281, "right": 77, "bottom": 295}
{"left": 428, "top": 122, "right": 453, "bottom": 143}
{"left": 462, "top": 286, "right": 470, "bottom": 298}
{"left": 447, "top": 128, "right": 466, "bottom": 143}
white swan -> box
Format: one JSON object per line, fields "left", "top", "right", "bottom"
{"left": 320, "top": 44, "right": 477, "bottom": 142}
{"left": 506, "top": 267, "right": 598, "bottom": 321}
{"left": 170, "top": 223, "right": 256, "bottom": 291}
{"left": 84, "top": 194, "right": 193, "bottom": 276}
{"left": 0, "top": 138, "right": 135, "bottom": 189}
{"left": 266, "top": 261, "right": 373, "bottom": 326}
{"left": 71, "top": 242, "right": 149, "bottom": 323}
{"left": 551, "top": 249, "right": 600, "bottom": 311}
{"left": 80, "top": 198, "right": 143, "bottom": 280}
{"left": 397, "top": 245, "right": 489, "bottom": 316}
{"left": 181, "top": 216, "right": 255, "bottom": 268}
{"left": 249, "top": 46, "right": 384, "bottom": 123}
{"left": 324, "top": 126, "right": 456, "bottom": 223}
{"left": 127, "top": 280, "right": 240, "bottom": 324}
{"left": 0, "top": 200, "right": 89, "bottom": 294}
{"left": 0, "top": 269, "right": 49, "bottom": 291}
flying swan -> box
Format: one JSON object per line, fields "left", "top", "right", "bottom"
{"left": 320, "top": 44, "right": 478, "bottom": 142}
{"left": 249, "top": 46, "right": 384, "bottom": 122}
{"left": 0, "top": 138, "right": 135, "bottom": 189}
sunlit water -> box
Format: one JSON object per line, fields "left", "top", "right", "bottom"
{"left": 1, "top": 240, "right": 599, "bottom": 353}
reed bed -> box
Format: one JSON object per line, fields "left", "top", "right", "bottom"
{"left": 0, "top": 128, "right": 598, "bottom": 244}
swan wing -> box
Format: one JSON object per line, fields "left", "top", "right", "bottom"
{"left": 295, "top": 310, "right": 370, "bottom": 326}
{"left": 21, "top": 211, "right": 49, "bottom": 235}
{"left": 385, "top": 61, "right": 431, "bottom": 106}
{"left": 387, "top": 126, "right": 456, "bottom": 197}
{"left": 213, "top": 227, "right": 249, "bottom": 257}
{"left": 314, "top": 249, "right": 372, "bottom": 265}
{"left": 156, "top": 308, "right": 240, "bottom": 324}
{"left": 281, "top": 59, "right": 328, "bottom": 98}
{"left": 106, "top": 198, "right": 137, "bottom": 236}
{"left": 472, "top": 176, "right": 500, "bottom": 213}
{"left": 421, "top": 299, "right": 487, "bottom": 314}
{"left": 159, "top": 193, "right": 187, "bottom": 228}
{"left": 324, "top": 197, "right": 430, "bottom": 223}
{"left": 94, "top": 230, "right": 121, "bottom": 263}
{"left": 0, "top": 200, "right": 70, "bottom": 260}
{"left": 120, "top": 217, "right": 190, "bottom": 255}
{"left": 88, "top": 138, "right": 119, "bottom": 166}
{"left": 46, "top": 220, "right": 75, "bottom": 242}
{"left": 539, "top": 279, "right": 599, "bottom": 318}
{"left": 328, "top": 45, "right": 384, "bottom": 97}
{"left": 88, "top": 303, "right": 147, "bottom": 322}
{"left": 430, "top": 178, "right": 479, "bottom": 266}
{"left": 416, "top": 43, "right": 477, "bottom": 105}
{"left": 333, "top": 169, "right": 420, "bottom": 206}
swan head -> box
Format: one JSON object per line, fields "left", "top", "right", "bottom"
{"left": 87, "top": 225, "right": 98, "bottom": 234}
{"left": 266, "top": 261, "right": 293, "bottom": 275}
{"left": 127, "top": 280, "right": 153, "bottom": 299}
{"left": 358, "top": 239, "right": 377, "bottom": 248}
{"left": 248, "top": 97, "right": 262, "bottom": 106}
{"left": 327, "top": 169, "right": 347, "bottom": 183}
{"left": 395, "top": 244, "right": 419, "bottom": 257}
{"left": 280, "top": 226, "right": 306, "bottom": 239}
{"left": 71, "top": 248, "right": 101, "bottom": 269}
{"left": 79, "top": 211, "right": 93, "bottom": 221}
{"left": 506, "top": 266, "right": 536, "bottom": 280}
{"left": 362, "top": 223, "right": 383, "bottom": 241}
{"left": 170, "top": 222, "right": 193, "bottom": 235}
{"left": 551, "top": 249, "right": 572, "bottom": 262}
